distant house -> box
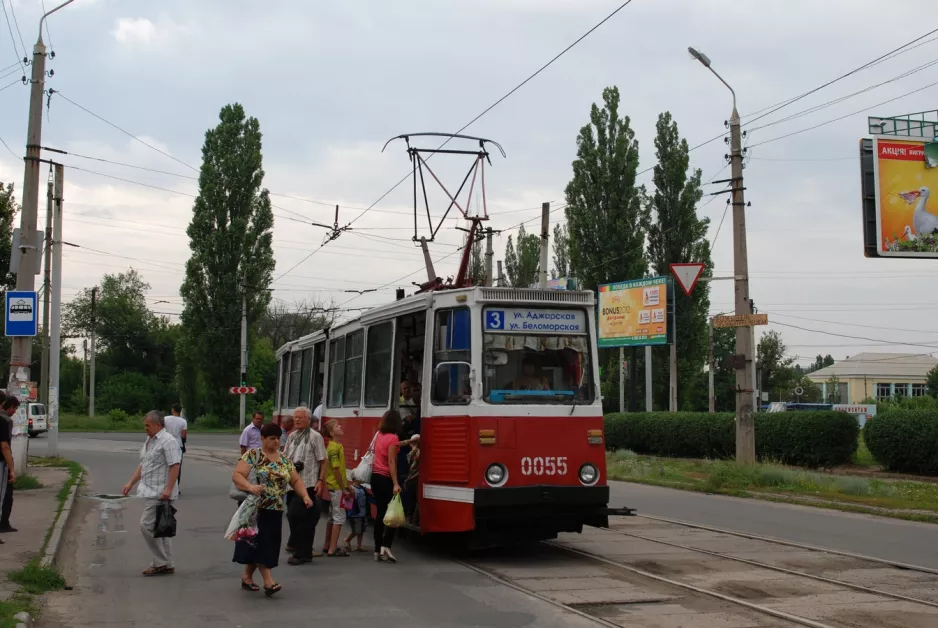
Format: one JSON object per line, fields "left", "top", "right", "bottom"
{"left": 806, "top": 353, "right": 937, "bottom": 403}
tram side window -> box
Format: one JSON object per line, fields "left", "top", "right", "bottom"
{"left": 288, "top": 350, "right": 303, "bottom": 408}
{"left": 432, "top": 308, "right": 471, "bottom": 405}
{"left": 343, "top": 330, "right": 364, "bottom": 407}
{"left": 299, "top": 348, "right": 313, "bottom": 406}
{"left": 328, "top": 336, "right": 346, "bottom": 407}
{"left": 365, "top": 322, "right": 394, "bottom": 407}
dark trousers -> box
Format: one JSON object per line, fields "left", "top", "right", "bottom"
{"left": 286, "top": 490, "right": 321, "bottom": 560}
{"left": 372, "top": 473, "right": 396, "bottom": 554}
{"left": 1, "top": 482, "right": 12, "bottom": 527}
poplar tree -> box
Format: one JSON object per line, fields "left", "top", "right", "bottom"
{"left": 180, "top": 103, "right": 275, "bottom": 418}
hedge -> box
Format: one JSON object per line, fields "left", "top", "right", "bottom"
{"left": 605, "top": 411, "right": 859, "bottom": 468}
{"left": 864, "top": 409, "right": 938, "bottom": 476}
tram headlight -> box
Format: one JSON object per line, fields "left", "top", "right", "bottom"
{"left": 485, "top": 463, "right": 507, "bottom": 487}
{"left": 578, "top": 463, "right": 599, "bottom": 486}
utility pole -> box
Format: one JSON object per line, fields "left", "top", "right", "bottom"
{"left": 688, "top": 46, "right": 755, "bottom": 464}
{"left": 82, "top": 339, "right": 87, "bottom": 395}
{"left": 708, "top": 319, "right": 715, "bottom": 413}
{"left": 618, "top": 347, "right": 625, "bottom": 413}
{"left": 538, "top": 202, "right": 549, "bottom": 289}
{"left": 48, "top": 164, "right": 62, "bottom": 457}
{"left": 39, "top": 174, "right": 53, "bottom": 406}
{"left": 484, "top": 227, "right": 494, "bottom": 287}
{"left": 496, "top": 260, "right": 505, "bottom": 288}
{"left": 644, "top": 346, "right": 652, "bottom": 411}
{"left": 7, "top": 19, "right": 53, "bottom": 473}
{"left": 669, "top": 340, "right": 678, "bottom": 412}
{"left": 89, "top": 286, "right": 96, "bottom": 417}
{"left": 240, "top": 271, "right": 248, "bottom": 430}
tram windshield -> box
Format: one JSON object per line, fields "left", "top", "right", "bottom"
{"left": 482, "top": 307, "right": 594, "bottom": 404}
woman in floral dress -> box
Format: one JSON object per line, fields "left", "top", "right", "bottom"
{"left": 232, "top": 423, "right": 313, "bottom": 596}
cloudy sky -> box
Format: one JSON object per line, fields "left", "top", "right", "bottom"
{"left": 0, "top": 0, "right": 936, "bottom": 366}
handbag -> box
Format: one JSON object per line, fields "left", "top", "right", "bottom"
{"left": 229, "top": 451, "right": 259, "bottom": 501}
{"left": 153, "top": 501, "right": 177, "bottom": 538}
{"left": 352, "top": 432, "right": 379, "bottom": 484}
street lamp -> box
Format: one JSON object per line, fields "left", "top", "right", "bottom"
{"left": 688, "top": 46, "right": 755, "bottom": 464}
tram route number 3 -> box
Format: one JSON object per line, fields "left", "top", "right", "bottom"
{"left": 520, "top": 456, "right": 568, "bottom": 476}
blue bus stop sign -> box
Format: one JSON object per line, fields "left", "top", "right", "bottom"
{"left": 5, "top": 291, "right": 37, "bottom": 337}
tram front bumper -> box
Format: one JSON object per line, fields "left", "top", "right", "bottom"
{"left": 474, "top": 485, "right": 609, "bottom": 509}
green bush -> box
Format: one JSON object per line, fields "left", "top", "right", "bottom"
{"left": 864, "top": 408, "right": 938, "bottom": 475}
{"left": 605, "top": 411, "right": 859, "bottom": 468}
{"left": 195, "top": 413, "right": 223, "bottom": 429}
{"left": 106, "top": 409, "right": 131, "bottom": 423}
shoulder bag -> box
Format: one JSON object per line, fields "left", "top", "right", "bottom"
{"left": 352, "top": 432, "right": 379, "bottom": 484}
{"left": 229, "top": 449, "right": 259, "bottom": 501}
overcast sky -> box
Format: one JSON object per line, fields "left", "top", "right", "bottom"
{"left": 0, "top": 0, "right": 936, "bottom": 365}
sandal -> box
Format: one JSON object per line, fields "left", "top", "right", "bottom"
{"left": 241, "top": 579, "right": 260, "bottom": 591}
{"left": 354, "top": 546, "right": 367, "bottom": 552}
{"left": 264, "top": 583, "right": 282, "bottom": 597}
{"left": 142, "top": 565, "right": 174, "bottom": 576}
{"left": 328, "top": 548, "right": 350, "bottom": 557}
{"left": 343, "top": 542, "right": 352, "bottom": 553}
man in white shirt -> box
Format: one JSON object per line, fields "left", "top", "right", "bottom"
{"left": 122, "top": 411, "right": 181, "bottom": 576}
{"left": 163, "top": 403, "right": 188, "bottom": 493}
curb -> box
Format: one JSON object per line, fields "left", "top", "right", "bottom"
{"left": 40, "top": 470, "right": 83, "bottom": 569}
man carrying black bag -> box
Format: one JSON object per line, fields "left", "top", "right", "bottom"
{"left": 122, "top": 410, "right": 181, "bottom": 576}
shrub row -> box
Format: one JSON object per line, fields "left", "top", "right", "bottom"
{"left": 605, "top": 411, "right": 859, "bottom": 468}
{"left": 864, "top": 409, "right": 938, "bottom": 476}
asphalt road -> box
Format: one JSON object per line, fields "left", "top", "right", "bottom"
{"left": 29, "top": 434, "right": 598, "bottom": 628}
{"left": 609, "top": 480, "right": 938, "bottom": 569}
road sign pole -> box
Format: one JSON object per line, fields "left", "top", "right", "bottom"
{"left": 618, "top": 346, "right": 625, "bottom": 414}
{"left": 240, "top": 272, "right": 247, "bottom": 430}
{"left": 644, "top": 345, "right": 652, "bottom": 411}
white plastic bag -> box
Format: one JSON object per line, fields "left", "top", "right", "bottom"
{"left": 225, "top": 496, "right": 259, "bottom": 543}
{"left": 352, "top": 432, "right": 378, "bottom": 484}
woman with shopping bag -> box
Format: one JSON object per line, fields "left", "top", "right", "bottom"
{"left": 230, "top": 423, "right": 313, "bottom": 596}
{"left": 369, "top": 410, "right": 418, "bottom": 563}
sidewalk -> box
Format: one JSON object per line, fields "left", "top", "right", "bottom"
{"left": 0, "top": 466, "right": 68, "bottom": 601}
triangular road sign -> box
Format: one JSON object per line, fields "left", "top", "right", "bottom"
{"left": 670, "top": 263, "right": 705, "bottom": 297}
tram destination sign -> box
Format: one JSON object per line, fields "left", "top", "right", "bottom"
{"left": 484, "top": 307, "right": 587, "bottom": 335}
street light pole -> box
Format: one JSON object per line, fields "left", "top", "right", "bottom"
{"left": 689, "top": 47, "right": 755, "bottom": 464}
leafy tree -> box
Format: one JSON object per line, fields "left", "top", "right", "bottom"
{"left": 927, "top": 365, "right": 938, "bottom": 399}
{"left": 551, "top": 223, "right": 570, "bottom": 279}
{"left": 708, "top": 327, "right": 736, "bottom": 412}
{"left": 644, "top": 112, "right": 710, "bottom": 410}
{"left": 504, "top": 223, "right": 539, "bottom": 287}
{"left": 785, "top": 374, "right": 822, "bottom": 403}
{"left": 257, "top": 299, "right": 336, "bottom": 354}
{"left": 181, "top": 103, "right": 276, "bottom": 417}
{"left": 825, "top": 374, "right": 842, "bottom": 403}
{"left": 563, "top": 86, "right": 647, "bottom": 292}
{"left": 468, "top": 235, "right": 486, "bottom": 285}
{"left": 0, "top": 183, "right": 19, "bottom": 376}
{"left": 758, "top": 330, "right": 795, "bottom": 400}
{"left": 807, "top": 354, "right": 835, "bottom": 373}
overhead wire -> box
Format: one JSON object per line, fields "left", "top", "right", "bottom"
{"left": 0, "top": 0, "right": 23, "bottom": 73}
{"left": 5, "top": 0, "right": 26, "bottom": 61}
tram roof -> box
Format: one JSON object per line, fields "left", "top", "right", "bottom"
{"left": 275, "top": 285, "right": 595, "bottom": 357}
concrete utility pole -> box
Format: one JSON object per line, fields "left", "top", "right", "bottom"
{"left": 48, "top": 164, "right": 63, "bottom": 457}
{"left": 689, "top": 46, "right": 755, "bottom": 463}
{"left": 7, "top": 18, "right": 53, "bottom": 472}
{"left": 39, "top": 174, "right": 53, "bottom": 406}
{"left": 708, "top": 318, "right": 715, "bottom": 413}
{"left": 644, "top": 345, "right": 652, "bottom": 411}
{"left": 89, "top": 286, "right": 96, "bottom": 417}
{"left": 539, "top": 202, "right": 549, "bottom": 289}
{"left": 484, "top": 227, "right": 494, "bottom": 287}
{"left": 239, "top": 271, "right": 248, "bottom": 430}
{"left": 496, "top": 260, "right": 505, "bottom": 288}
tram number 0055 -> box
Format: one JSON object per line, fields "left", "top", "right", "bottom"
{"left": 520, "top": 457, "right": 568, "bottom": 476}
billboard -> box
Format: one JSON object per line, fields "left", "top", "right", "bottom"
{"left": 597, "top": 277, "right": 671, "bottom": 348}
{"left": 862, "top": 137, "right": 938, "bottom": 258}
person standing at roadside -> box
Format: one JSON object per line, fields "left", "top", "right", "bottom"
{"left": 122, "top": 411, "right": 182, "bottom": 576}
{"left": 163, "top": 403, "right": 188, "bottom": 494}
{"left": 240, "top": 411, "right": 264, "bottom": 455}
{"left": 282, "top": 406, "right": 327, "bottom": 565}
{"left": 371, "top": 410, "right": 404, "bottom": 563}
{"left": 0, "top": 394, "right": 15, "bottom": 541}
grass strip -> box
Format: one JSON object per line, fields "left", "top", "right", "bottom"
{"left": 12, "top": 474, "right": 42, "bottom": 490}
{"left": 607, "top": 449, "right": 938, "bottom": 522}
{"left": 0, "top": 591, "right": 36, "bottom": 628}
{"left": 9, "top": 560, "right": 65, "bottom": 595}
{"left": 58, "top": 413, "right": 239, "bottom": 434}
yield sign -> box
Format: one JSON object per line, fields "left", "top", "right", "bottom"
{"left": 670, "top": 263, "right": 705, "bottom": 297}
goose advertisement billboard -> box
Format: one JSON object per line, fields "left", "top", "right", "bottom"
{"left": 862, "top": 137, "right": 938, "bottom": 258}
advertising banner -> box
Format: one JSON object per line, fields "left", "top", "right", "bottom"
{"left": 597, "top": 277, "right": 669, "bottom": 348}
{"left": 872, "top": 137, "right": 938, "bottom": 257}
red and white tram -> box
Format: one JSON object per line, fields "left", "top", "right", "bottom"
{"left": 273, "top": 285, "right": 630, "bottom": 543}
